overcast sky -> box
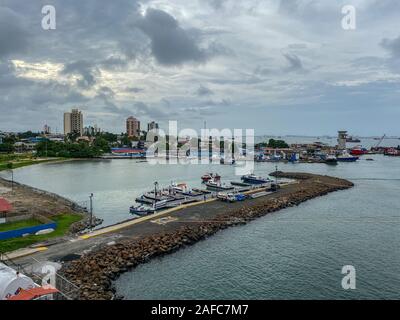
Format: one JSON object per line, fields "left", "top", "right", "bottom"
{"left": 0, "top": 0, "right": 399, "bottom": 136}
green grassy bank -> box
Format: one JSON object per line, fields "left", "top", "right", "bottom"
{"left": 0, "top": 214, "right": 83, "bottom": 253}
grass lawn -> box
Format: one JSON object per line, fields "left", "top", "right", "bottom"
{"left": 0, "top": 154, "right": 63, "bottom": 172}
{"left": 0, "top": 214, "right": 83, "bottom": 253}
{"left": 0, "top": 218, "right": 42, "bottom": 232}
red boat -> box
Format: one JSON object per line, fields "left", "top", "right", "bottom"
{"left": 201, "top": 173, "right": 221, "bottom": 182}
{"left": 350, "top": 147, "right": 368, "bottom": 156}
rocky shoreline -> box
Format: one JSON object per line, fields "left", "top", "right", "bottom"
{"left": 61, "top": 172, "right": 354, "bottom": 300}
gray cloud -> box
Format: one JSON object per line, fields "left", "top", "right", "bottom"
{"left": 136, "top": 8, "right": 209, "bottom": 66}
{"left": 380, "top": 35, "right": 400, "bottom": 73}
{"left": 0, "top": 7, "right": 30, "bottom": 58}
{"left": 282, "top": 52, "right": 305, "bottom": 73}
{"left": 381, "top": 35, "right": 400, "bottom": 58}
{"left": 196, "top": 85, "right": 214, "bottom": 96}
{"left": 61, "top": 61, "right": 100, "bottom": 89}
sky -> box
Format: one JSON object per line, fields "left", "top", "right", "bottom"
{"left": 0, "top": 0, "right": 399, "bottom": 136}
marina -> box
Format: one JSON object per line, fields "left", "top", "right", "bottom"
{"left": 130, "top": 173, "right": 278, "bottom": 217}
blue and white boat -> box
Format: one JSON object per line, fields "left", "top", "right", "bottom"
{"left": 337, "top": 152, "right": 359, "bottom": 162}
{"left": 241, "top": 174, "right": 272, "bottom": 184}
{"left": 130, "top": 205, "right": 155, "bottom": 216}
{"left": 130, "top": 199, "right": 168, "bottom": 216}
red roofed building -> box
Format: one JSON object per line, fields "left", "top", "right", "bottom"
{"left": 0, "top": 198, "right": 12, "bottom": 213}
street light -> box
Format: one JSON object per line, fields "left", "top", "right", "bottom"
{"left": 6, "top": 165, "right": 14, "bottom": 192}
{"left": 89, "top": 193, "right": 94, "bottom": 230}
{"left": 154, "top": 181, "right": 158, "bottom": 211}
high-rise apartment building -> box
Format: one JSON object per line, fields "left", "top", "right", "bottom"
{"left": 126, "top": 116, "right": 140, "bottom": 138}
{"left": 64, "top": 109, "right": 83, "bottom": 136}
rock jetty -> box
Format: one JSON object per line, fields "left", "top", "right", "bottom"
{"left": 61, "top": 172, "right": 353, "bottom": 300}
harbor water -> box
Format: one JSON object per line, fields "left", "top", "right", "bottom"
{"left": 3, "top": 137, "right": 400, "bottom": 299}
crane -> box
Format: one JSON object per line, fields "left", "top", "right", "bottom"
{"left": 375, "top": 134, "right": 386, "bottom": 148}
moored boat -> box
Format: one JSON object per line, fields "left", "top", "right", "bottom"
{"left": 206, "top": 180, "right": 234, "bottom": 191}
{"left": 337, "top": 152, "right": 359, "bottom": 162}
{"left": 350, "top": 146, "right": 368, "bottom": 156}
{"left": 241, "top": 173, "right": 272, "bottom": 184}
{"left": 325, "top": 155, "right": 338, "bottom": 165}
{"left": 201, "top": 173, "right": 221, "bottom": 183}
{"left": 129, "top": 205, "right": 155, "bottom": 216}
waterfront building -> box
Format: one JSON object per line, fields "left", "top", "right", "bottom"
{"left": 337, "top": 131, "right": 347, "bottom": 150}
{"left": 64, "top": 109, "right": 83, "bottom": 136}
{"left": 126, "top": 116, "right": 140, "bottom": 138}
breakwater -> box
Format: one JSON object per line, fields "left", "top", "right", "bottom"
{"left": 61, "top": 172, "right": 353, "bottom": 300}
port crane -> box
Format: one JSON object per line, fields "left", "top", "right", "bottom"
{"left": 375, "top": 134, "right": 386, "bottom": 148}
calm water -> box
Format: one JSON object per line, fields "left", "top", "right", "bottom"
{"left": 4, "top": 137, "right": 400, "bottom": 299}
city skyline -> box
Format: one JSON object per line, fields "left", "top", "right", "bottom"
{"left": 1, "top": 1, "right": 400, "bottom": 136}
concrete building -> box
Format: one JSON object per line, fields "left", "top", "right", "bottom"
{"left": 147, "top": 121, "right": 159, "bottom": 132}
{"left": 84, "top": 124, "right": 100, "bottom": 136}
{"left": 126, "top": 116, "right": 140, "bottom": 138}
{"left": 64, "top": 109, "right": 83, "bottom": 136}
{"left": 337, "top": 130, "right": 347, "bottom": 150}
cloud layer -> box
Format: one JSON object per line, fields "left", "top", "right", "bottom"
{"left": 0, "top": 0, "right": 399, "bottom": 135}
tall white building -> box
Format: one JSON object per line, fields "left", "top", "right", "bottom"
{"left": 64, "top": 109, "right": 83, "bottom": 136}
{"left": 337, "top": 130, "right": 347, "bottom": 150}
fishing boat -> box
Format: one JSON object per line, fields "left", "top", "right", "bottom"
{"left": 142, "top": 191, "right": 174, "bottom": 202}
{"left": 337, "top": 152, "right": 359, "bottom": 162}
{"left": 130, "top": 199, "right": 168, "bottom": 216}
{"left": 384, "top": 148, "right": 400, "bottom": 156}
{"left": 230, "top": 181, "right": 252, "bottom": 187}
{"left": 192, "top": 188, "right": 212, "bottom": 194}
{"left": 129, "top": 205, "right": 155, "bottom": 216}
{"left": 325, "top": 155, "right": 338, "bottom": 165}
{"left": 241, "top": 173, "right": 272, "bottom": 184}
{"left": 201, "top": 173, "right": 221, "bottom": 183}
{"left": 206, "top": 180, "right": 234, "bottom": 191}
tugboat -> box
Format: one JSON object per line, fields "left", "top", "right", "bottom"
{"left": 241, "top": 173, "right": 272, "bottom": 184}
